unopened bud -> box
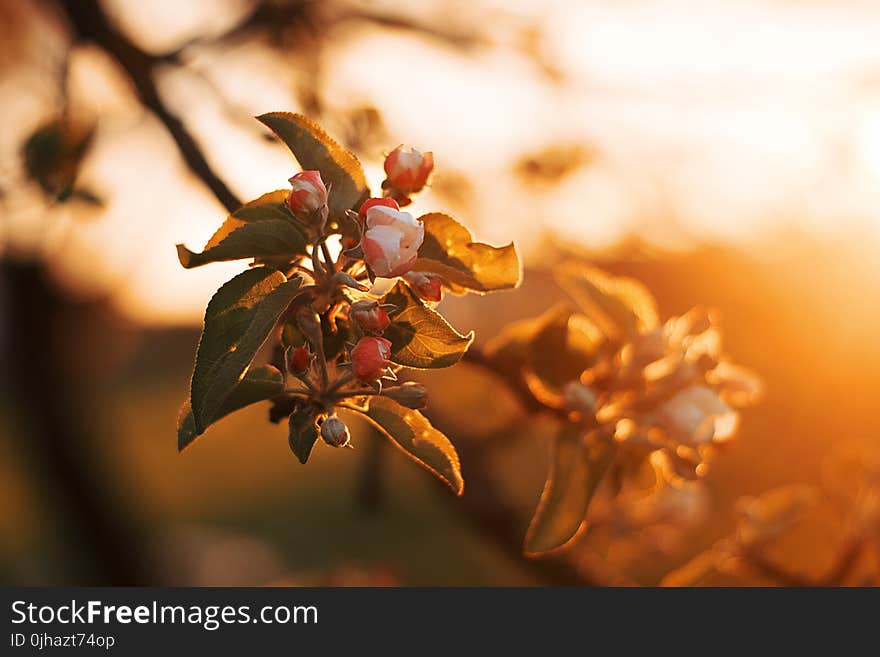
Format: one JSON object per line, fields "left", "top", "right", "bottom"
{"left": 382, "top": 382, "right": 428, "bottom": 409}
{"left": 294, "top": 305, "right": 323, "bottom": 345}
{"left": 287, "top": 170, "right": 329, "bottom": 227}
{"left": 321, "top": 414, "right": 350, "bottom": 447}
{"left": 350, "top": 300, "right": 390, "bottom": 334}
{"left": 404, "top": 271, "right": 442, "bottom": 302}
{"left": 286, "top": 346, "right": 311, "bottom": 375}
{"left": 351, "top": 336, "right": 392, "bottom": 382}
{"left": 358, "top": 197, "right": 399, "bottom": 221}
{"left": 384, "top": 145, "right": 434, "bottom": 196}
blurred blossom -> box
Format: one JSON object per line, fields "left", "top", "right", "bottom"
{"left": 656, "top": 385, "right": 737, "bottom": 446}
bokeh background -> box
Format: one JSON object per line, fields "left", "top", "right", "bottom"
{"left": 2, "top": 0, "right": 879, "bottom": 585}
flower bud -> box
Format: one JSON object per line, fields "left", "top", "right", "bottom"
{"left": 350, "top": 299, "right": 391, "bottom": 334}
{"left": 403, "top": 271, "right": 442, "bottom": 302}
{"left": 358, "top": 197, "right": 399, "bottom": 221}
{"left": 294, "top": 305, "right": 323, "bottom": 345}
{"left": 287, "top": 346, "right": 311, "bottom": 374}
{"left": 362, "top": 206, "right": 424, "bottom": 277}
{"left": 321, "top": 414, "right": 350, "bottom": 447}
{"left": 384, "top": 145, "right": 434, "bottom": 195}
{"left": 287, "top": 170, "right": 329, "bottom": 226}
{"left": 351, "top": 336, "right": 392, "bottom": 382}
{"left": 382, "top": 382, "right": 428, "bottom": 409}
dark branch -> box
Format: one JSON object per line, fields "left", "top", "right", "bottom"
{"left": 60, "top": 0, "right": 242, "bottom": 213}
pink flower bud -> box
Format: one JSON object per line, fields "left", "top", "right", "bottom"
{"left": 358, "top": 197, "right": 399, "bottom": 221}
{"left": 382, "top": 382, "right": 428, "bottom": 409}
{"left": 321, "top": 415, "right": 350, "bottom": 447}
{"left": 404, "top": 271, "right": 442, "bottom": 302}
{"left": 350, "top": 299, "right": 390, "bottom": 334}
{"left": 288, "top": 346, "right": 311, "bottom": 374}
{"left": 384, "top": 145, "right": 434, "bottom": 195}
{"left": 362, "top": 206, "right": 424, "bottom": 278}
{"left": 351, "top": 336, "right": 392, "bottom": 382}
{"left": 287, "top": 170, "right": 329, "bottom": 226}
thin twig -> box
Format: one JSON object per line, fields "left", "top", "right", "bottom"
{"left": 61, "top": 0, "right": 242, "bottom": 213}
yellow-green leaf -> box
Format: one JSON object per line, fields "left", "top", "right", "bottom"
{"left": 177, "top": 191, "right": 309, "bottom": 269}
{"left": 524, "top": 426, "right": 615, "bottom": 555}
{"left": 257, "top": 112, "right": 369, "bottom": 219}
{"left": 413, "top": 213, "right": 521, "bottom": 293}
{"left": 190, "top": 269, "right": 302, "bottom": 433}
{"left": 380, "top": 281, "right": 474, "bottom": 368}
{"left": 355, "top": 396, "right": 463, "bottom": 495}
{"left": 177, "top": 365, "right": 284, "bottom": 451}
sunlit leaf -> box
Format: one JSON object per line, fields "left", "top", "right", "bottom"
{"left": 524, "top": 426, "right": 615, "bottom": 555}
{"left": 556, "top": 263, "right": 658, "bottom": 342}
{"left": 177, "top": 191, "right": 310, "bottom": 268}
{"left": 354, "top": 396, "right": 463, "bottom": 495}
{"left": 177, "top": 365, "right": 284, "bottom": 451}
{"left": 380, "top": 281, "right": 474, "bottom": 368}
{"left": 257, "top": 112, "right": 369, "bottom": 219}
{"left": 190, "top": 269, "right": 302, "bottom": 433}
{"left": 288, "top": 406, "right": 319, "bottom": 464}
{"left": 484, "top": 303, "right": 603, "bottom": 391}
{"left": 413, "top": 213, "right": 521, "bottom": 293}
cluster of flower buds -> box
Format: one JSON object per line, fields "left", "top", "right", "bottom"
{"left": 272, "top": 148, "right": 439, "bottom": 457}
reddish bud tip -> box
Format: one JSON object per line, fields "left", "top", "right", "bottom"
{"left": 351, "top": 336, "right": 393, "bottom": 382}
{"left": 350, "top": 299, "right": 391, "bottom": 334}
{"left": 383, "top": 146, "right": 434, "bottom": 195}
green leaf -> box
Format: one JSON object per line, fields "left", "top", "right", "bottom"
{"left": 524, "top": 426, "right": 615, "bottom": 555}
{"left": 231, "top": 190, "right": 293, "bottom": 223}
{"left": 380, "top": 281, "right": 474, "bottom": 368}
{"left": 177, "top": 191, "right": 310, "bottom": 269}
{"left": 190, "top": 268, "right": 302, "bottom": 433}
{"left": 555, "top": 264, "right": 658, "bottom": 342}
{"left": 288, "top": 407, "right": 319, "bottom": 464}
{"left": 177, "top": 365, "right": 284, "bottom": 451}
{"left": 413, "top": 213, "right": 521, "bottom": 293}
{"left": 257, "top": 112, "right": 369, "bottom": 219}
{"left": 353, "top": 397, "right": 463, "bottom": 495}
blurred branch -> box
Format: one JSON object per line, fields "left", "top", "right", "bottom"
{"left": 59, "top": 0, "right": 242, "bottom": 213}
{"left": 820, "top": 536, "right": 864, "bottom": 585}
{"left": 445, "top": 434, "right": 633, "bottom": 586}
{"left": 356, "top": 428, "right": 386, "bottom": 513}
{"left": 176, "top": 1, "right": 487, "bottom": 55}
{"left": 737, "top": 534, "right": 865, "bottom": 586}
{"left": 2, "top": 260, "right": 152, "bottom": 584}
